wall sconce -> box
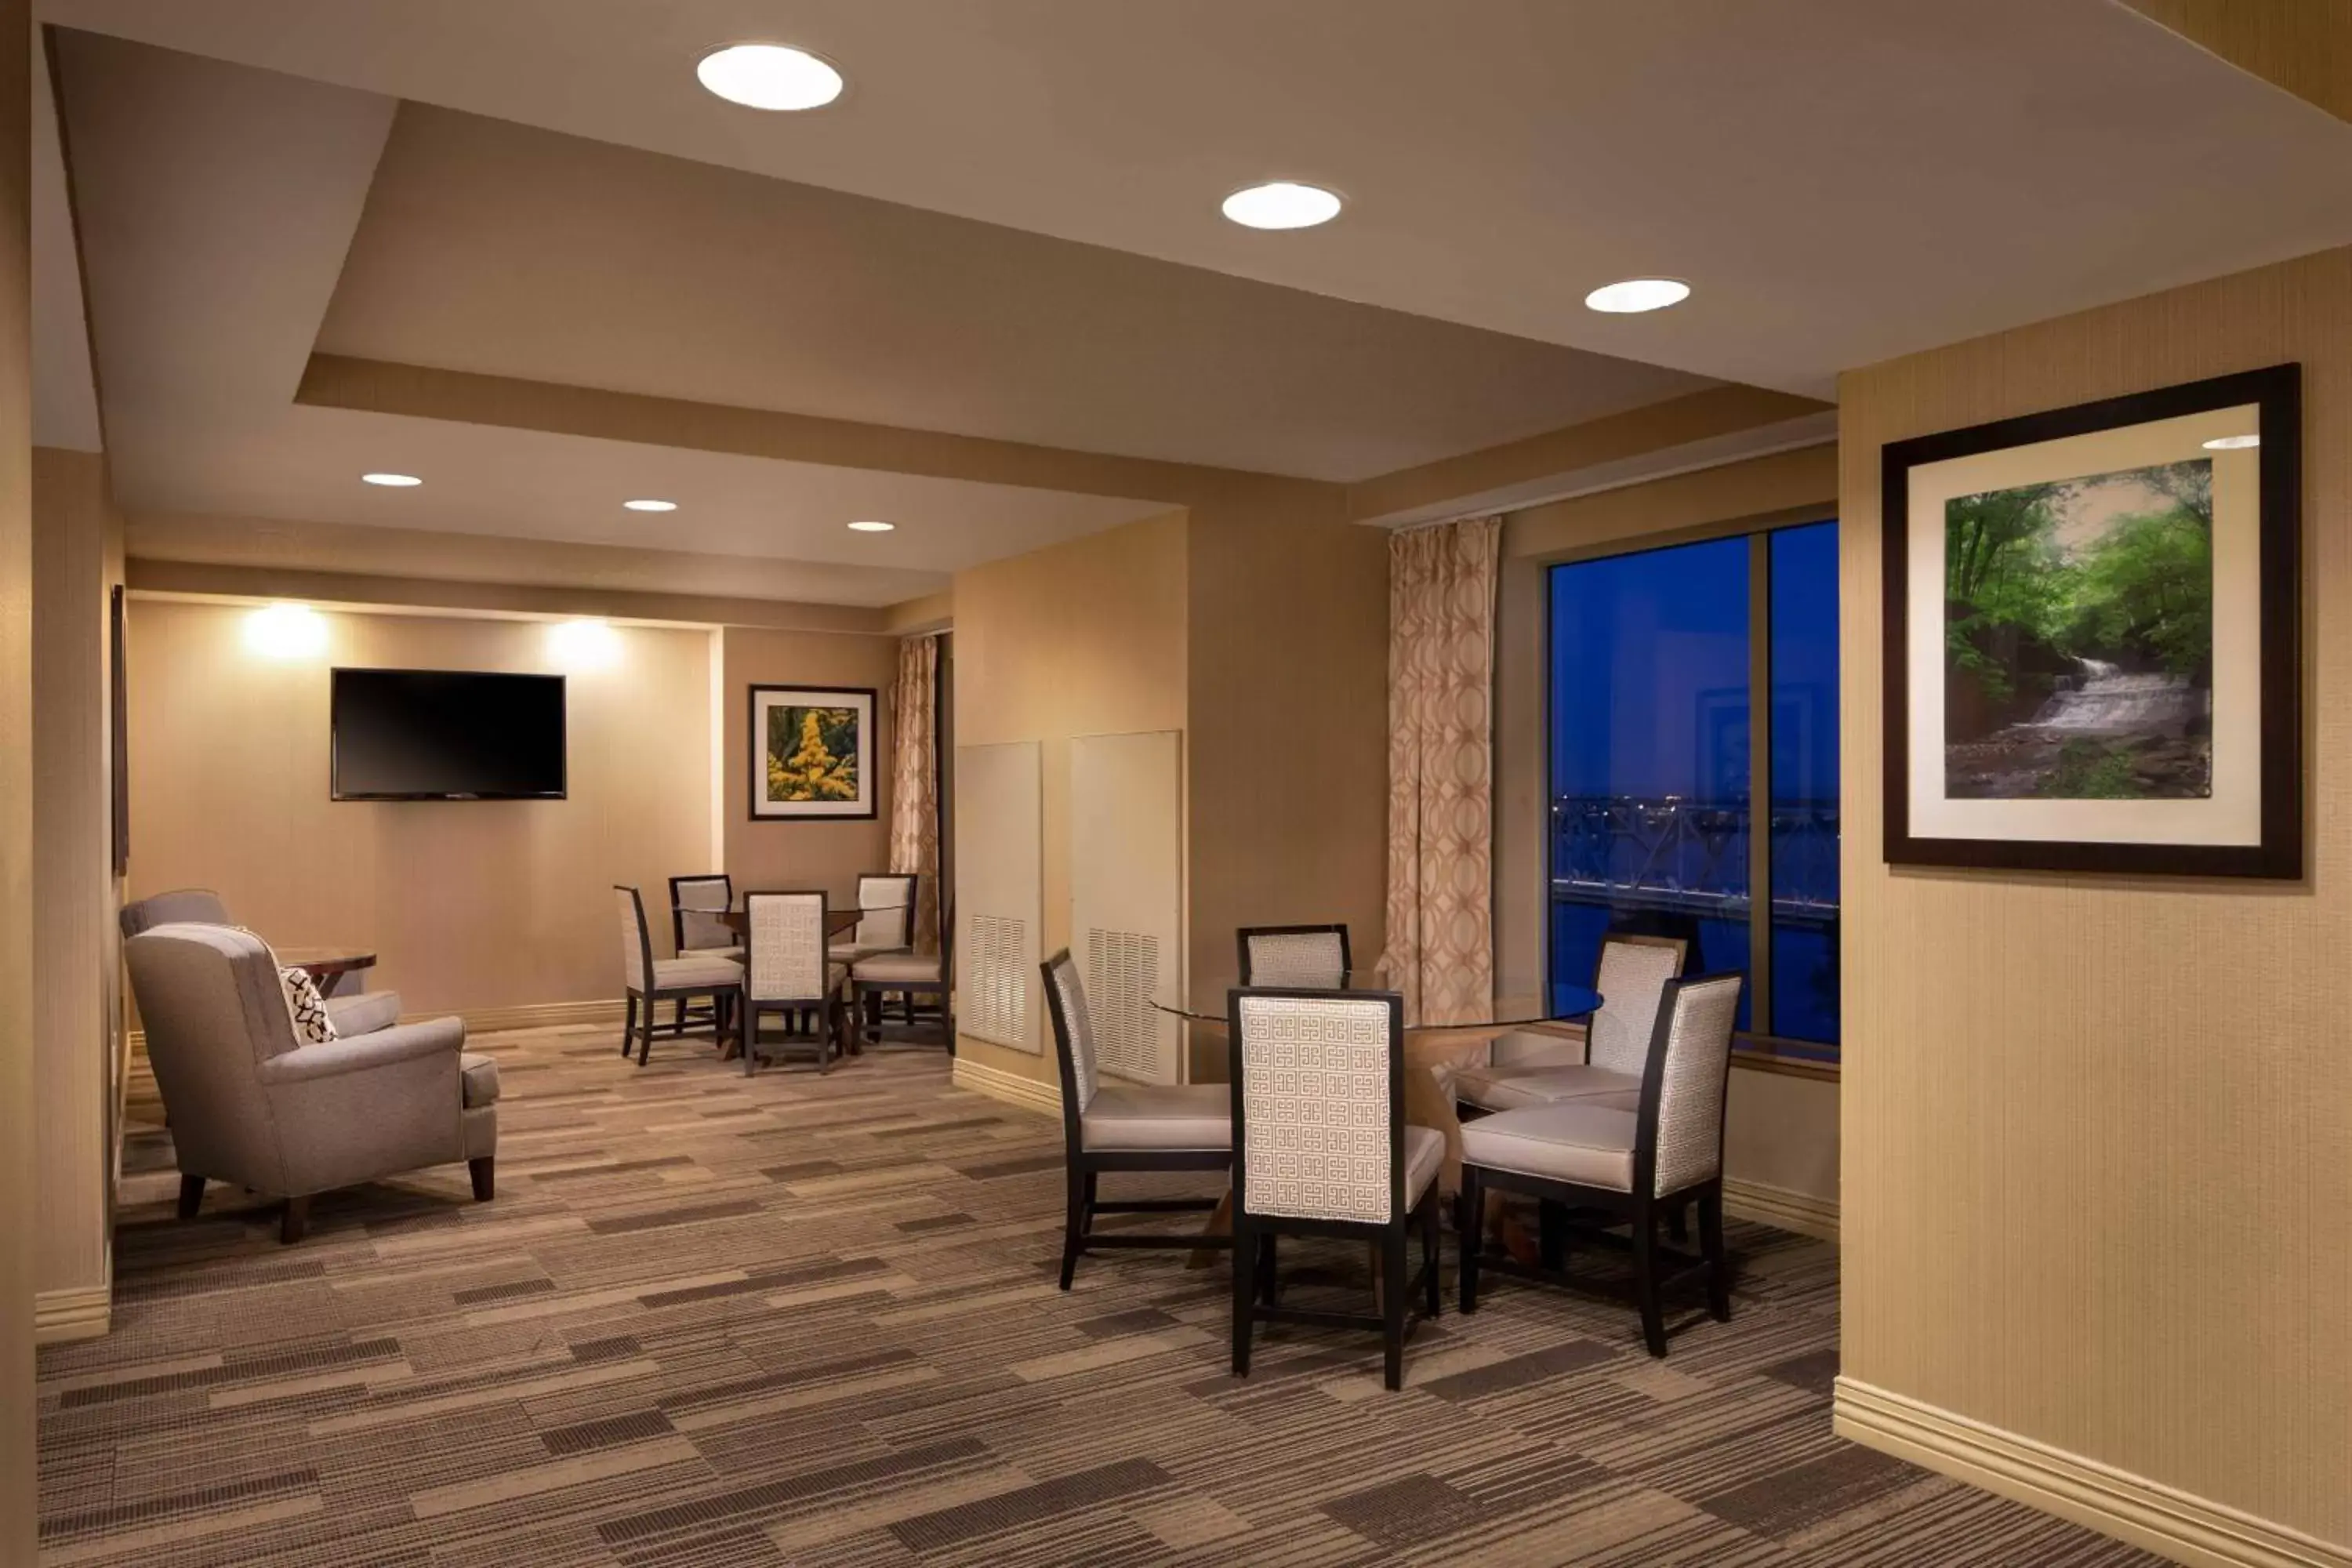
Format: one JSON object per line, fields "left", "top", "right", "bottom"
{"left": 546, "top": 618, "right": 621, "bottom": 671}
{"left": 243, "top": 602, "right": 327, "bottom": 659}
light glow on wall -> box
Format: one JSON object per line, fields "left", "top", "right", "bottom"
{"left": 546, "top": 617, "right": 622, "bottom": 671}
{"left": 243, "top": 602, "right": 328, "bottom": 658}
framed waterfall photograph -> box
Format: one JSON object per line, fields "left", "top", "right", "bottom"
{"left": 1881, "top": 362, "right": 2300, "bottom": 879}
{"left": 749, "top": 684, "right": 878, "bottom": 820}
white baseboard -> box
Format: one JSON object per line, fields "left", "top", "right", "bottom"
{"left": 35, "top": 1283, "right": 111, "bottom": 1345}
{"left": 951, "top": 1054, "right": 1062, "bottom": 1120}
{"left": 1834, "top": 1377, "right": 2350, "bottom": 1568}
{"left": 1722, "top": 1174, "right": 1839, "bottom": 1242}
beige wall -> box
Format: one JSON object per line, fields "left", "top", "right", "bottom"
{"left": 1184, "top": 488, "right": 1389, "bottom": 1080}
{"left": 1838, "top": 245, "right": 2351, "bottom": 1550}
{"left": 951, "top": 509, "right": 1189, "bottom": 1087}
{"left": 31, "top": 449, "right": 117, "bottom": 1339}
{"left": 719, "top": 624, "right": 898, "bottom": 904}
{"left": 1494, "top": 443, "right": 1844, "bottom": 1210}
{"left": 125, "top": 599, "right": 717, "bottom": 1016}
{"left": 1, "top": 0, "right": 34, "bottom": 1548}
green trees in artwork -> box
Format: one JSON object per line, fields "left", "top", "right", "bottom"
{"left": 765, "top": 706, "right": 860, "bottom": 801}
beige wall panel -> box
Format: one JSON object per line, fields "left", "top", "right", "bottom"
{"left": 124, "top": 599, "right": 716, "bottom": 1016}
{"left": 951, "top": 510, "right": 1188, "bottom": 1086}
{"left": 1496, "top": 448, "right": 1843, "bottom": 1205}
{"left": 1838, "top": 245, "right": 2351, "bottom": 1548}
{"left": 0, "top": 0, "right": 34, "bottom": 1542}
{"left": 31, "top": 449, "right": 114, "bottom": 1326}
{"left": 719, "top": 626, "right": 897, "bottom": 904}
{"left": 955, "top": 741, "right": 1044, "bottom": 1055}
{"left": 1183, "top": 494, "right": 1387, "bottom": 1081}
{"left": 1071, "top": 729, "right": 1184, "bottom": 1085}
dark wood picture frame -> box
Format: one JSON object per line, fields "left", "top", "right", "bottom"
{"left": 1882, "top": 362, "right": 2301, "bottom": 879}
{"left": 746, "top": 683, "right": 880, "bottom": 822}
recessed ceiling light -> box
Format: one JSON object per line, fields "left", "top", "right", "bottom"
{"left": 2202, "top": 434, "right": 2260, "bottom": 451}
{"left": 361, "top": 472, "right": 423, "bottom": 487}
{"left": 623, "top": 499, "right": 678, "bottom": 513}
{"left": 1584, "top": 278, "right": 1692, "bottom": 314}
{"left": 847, "top": 520, "right": 895, "bottom": 533}
{"left": 696, "top": 43, "right": 844, "bottom": 111}
{"left": 1221, "top": 181, "right": 1343, "bottom": 230}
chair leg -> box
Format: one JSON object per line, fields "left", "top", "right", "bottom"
{"left": 1669, "top": 1199, "right": 1690, "bottom": 1244}
{"left": 1632, "top": 1200, "right": 1668, "bottom": 1358}
{"left": 1256, "top": 1233, "right": 1279, "bottom": 1307}
{"left": 469, "top": 1156, "right": 495, "bottom": 1201}
{"left": 1230, "top": 1216, "right": 1255, "bottom": 1376}
{"left": 620, "top": 993, "right": 637, "bottom": 1056}
{"left": 280, "top": 1196, "right": 310, "bottom": 1245}
{"left": 176, "top": 1173, "right": 205, "bottom": 1219}
{"left": 742, "top": 1004, "right": 760, "bottom": 1076}
{"left": 635, "top": 999, "right": 655, "bottom": 1067}
{"left": 1699, "top": 1185, "right": 1731, "bottom": 1322}
{"left": 1538, "top": 1198, "right": 1566, "bottom": 1271}
{"left": 1381, "top": 1228, "right": 1408, "bottom": 1392}
{"left": 1459, "top": 1167, "right": 1483, "bottom": 1314}
{"left": 1058, "top": 1162, "right": 1087, "bottom": 1290}
{"left": 1421, "top": 1191, "right": 1441, "bottom": 1319}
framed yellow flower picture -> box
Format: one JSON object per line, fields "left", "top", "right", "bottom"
{"left": 749, "top": 684, "right": 877, "bottom": 820}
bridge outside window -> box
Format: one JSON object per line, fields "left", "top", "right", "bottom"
{"left": 1547, "top": 520, "right": 1841, "bottom": 1057}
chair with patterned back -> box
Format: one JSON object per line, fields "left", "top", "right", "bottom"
{"left": 1453, "top": 933, "right": 1689, "bottom": 1115}
{"left": 742, "top": 891, "right": 848, "bottom": 1074}
{"left": 1459, "top": 971, "right": 1744, "bottom": 1357}
{"left": 1044, "top": 949, "right": 1231, "bottom": 1289}
{"left": 1235, "top": 924, "right": 1350, "bottom": 989}
{"left": 1227, "top": 986, "right": 1443, "bottom": 1392}
{"left": 615, "top": 885, "right": 742, "bottom": 1067}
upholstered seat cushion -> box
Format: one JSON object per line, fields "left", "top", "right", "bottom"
{"left": 1080, "top": 1083, "right": 1232, "bottom": 1152}
{"left": 1454, "top": 1062, "right": 1641, "bottom": 1113}
{"left": 1402, "top": 1124, "right": 1444, "bottom": 1208}
{"left": 1460, "top": 1103, "right": 1638, "bottom": 1192}
{"left": 459, "top": 1051, "right": 500, "bottom": 1110}
{"left": 854, "top": 951, "right": 942, "bottom": 985}
{"left": 321, "top": 989, "right": 402, "bottom": 1036}
{"left": 684, "top": 945, "right": 743, "bottom": 962}
{"left": 829, "top": 941, "right": 903, "bottom": 964}
{"left": 650, "top": 954, "right": 742, "bottom": 990}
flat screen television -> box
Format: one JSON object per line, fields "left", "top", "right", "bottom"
{"left": 331, "top": 668, "right": 568, "bottom": 800}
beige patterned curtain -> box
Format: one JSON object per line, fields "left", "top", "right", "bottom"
{"left": 1379, "top": 516, "right": 1500, "bottom": 1025}
{"left": 886, "top": 636, "right": 942, "bottom": 955}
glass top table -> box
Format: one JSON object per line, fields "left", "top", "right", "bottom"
{"left": 1151, "top": 978, "right": 1601, "bottom": 1044}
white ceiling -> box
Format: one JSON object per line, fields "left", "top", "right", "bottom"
{"left": 315, "top": 103, "right": 1710, "bottom": 482}
{"left": 38, "top": 0, "right": 2352, "bottom": 399}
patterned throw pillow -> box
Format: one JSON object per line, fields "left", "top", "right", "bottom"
{"left": 278, "top": 965, "right": 340, "bottom": 1047}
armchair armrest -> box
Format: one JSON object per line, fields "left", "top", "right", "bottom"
{"left": 256, "top": 1016, "right": 465, "bottom": 1085}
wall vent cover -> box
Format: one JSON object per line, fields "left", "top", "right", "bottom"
{"left": 1087, "top": 927, "right": 1163, "bottom": 1083}
{"left": 964, "top": 913, "right": 1030, "bottom": 1048}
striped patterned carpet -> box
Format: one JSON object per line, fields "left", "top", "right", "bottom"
{"left": 37, "top": 1018, "right": 2161, "bottom": 1566}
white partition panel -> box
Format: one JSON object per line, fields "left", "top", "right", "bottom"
{"left": 1071, "top": 729, "right": 1184, "bottom": 1086}
{"left": 955, "top": 740, "right": 1043, "bottom": 1053}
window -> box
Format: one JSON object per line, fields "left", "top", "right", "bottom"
{"left": 1546, "top": 520, "right": 1840, "bottom": 1058}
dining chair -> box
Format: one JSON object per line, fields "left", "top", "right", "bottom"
{"left": 1451, "top": 933, "right": 1688, "bottom": 1114}
{"left": 830, "top": 872, "right": 916, "bottom": 966}
{"left": 1235, "top": 923, "right": 1350, "bottom": 988}
{"left": 1044, "top": 949, "right": 1232, "bottom": 1289}
{"left": 614, "top": 885, "right": 742, "bottom": 1067}
{"left": 1228, "top": 985, "right": 1443, "bottom": 1392}
{"left": 851, "top": 896, "right": 954, "bottom": 1052}
{"left": 667, "top": 873, "right": 740, "bottom": 1033}
{"left": 1458, "top": 971, "right": 1744, "bottom": 1358}
{"left": 742, "top": 891, "right": 849, "bottom": 1075}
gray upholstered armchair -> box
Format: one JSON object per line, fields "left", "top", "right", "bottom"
{"left": 119, "top": 888, "right": 404, "bottom": 1037}
{"left": 125, "top": 923, "right": 498, "bottom": 1243}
